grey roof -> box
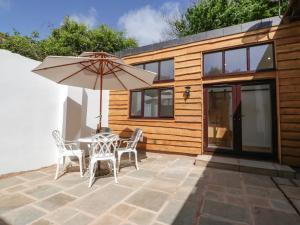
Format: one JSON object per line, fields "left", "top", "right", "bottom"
{"left": 116, "top": 16, "right": 281, "bottom": 58}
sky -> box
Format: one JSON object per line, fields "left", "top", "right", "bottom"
{"left": 0, "top": 0, "right": 192, "bottom": 46}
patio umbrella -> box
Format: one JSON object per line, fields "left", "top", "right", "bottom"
{"left": 32, "top": 52, "right": 156, "bottom": 130}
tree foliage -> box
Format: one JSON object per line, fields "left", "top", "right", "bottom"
{"left": 173, "top": 0, "right": 289, "bottom": 37}
{"left": 0, "top": 17, "right": 137, "bottom": 61}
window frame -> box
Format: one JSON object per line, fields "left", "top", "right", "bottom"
{"left": 129, "top": 87, "right": 174, "bottom": 119}
{"left": 134, "top": 58, "right": 175, "bottom": 83}
{"left": 203, "top": 42, "right": 275, "bottom": 77}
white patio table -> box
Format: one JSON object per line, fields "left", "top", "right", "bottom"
{"left": 77, "top": 136, "right": 98, "bottom": 143}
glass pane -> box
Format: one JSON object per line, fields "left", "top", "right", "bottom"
{"left": 207, "top": 86, "right": 233, "bottom": 150}
{"left": 250, "top": 44, "right": 274, "bottom": 71}
{"left": 241, "top": 84, "right": 272, "bottom": 153}
{"left": 160, "top": 59, "right": 174, "bottom": 80}
{"left": 204, "top": 52, "right": 223, "bottom": 76}
{"left": 225, "top": 48, "right": 247, "bottom": 73}
{"left": 135, "top": 64, "right": 144, "bottom": 69}
{"left": 144, "top": 89, "right": 158, "bottom": 117}
{"left": 145, "top": 62, "right": 159, "bottom": 81}
{"left": 130, "top": 92, "right": 142, "bottom": 116}
{"left": 160, "top": 89, "right": 173, "bottom": 117}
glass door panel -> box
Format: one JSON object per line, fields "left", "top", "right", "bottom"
{"left": 207, "top": 86, "right": 233, "bottom": 150}
{"left": 241, "top": 84, "right": 272, "bottom": 153}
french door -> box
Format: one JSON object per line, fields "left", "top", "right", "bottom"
{"left": 204, "top": 80, "right": 277, "bottom": 159}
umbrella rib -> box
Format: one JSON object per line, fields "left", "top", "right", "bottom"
{"left": 107, "top": 63, "right": 127, "bottom": 90}
{"left": 93, "top": 74, "right": 99, "bottom": 90}
{"left": 114, "top": 64, "right": 152, "bottom": 86}
{"left": 58, "top": 60, "right": 99, "bottom": 84}
{"left": 79, "top": 62, "right": 99, "bottom": 75}
{"left": 103, "top": 61, "right": 119, "bottom": 76}
{"left": 32, "top": 59, "right": 97, "bottom": 72}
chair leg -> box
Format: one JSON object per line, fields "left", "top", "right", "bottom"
{"left": 117, "top": 152, "right": 122, "bottom": 172}
{"left": 54, "top": 158, "right": 60, "bottom": 180}
{"left": 112, "top": 159, "right": 118, "bottom": 184}
{"left": 88, "top": 161, "right": 96, "bottom": 188}
{"left": 62, "top": 156, "right": 65, "bottom": 171}
{"left": 128, "top": 152, "right": 131, "bottom": 162}
{"left": 82, "top": 152, "right": 86, "bottom": 171}
{"left": 78, "top": 156, "right": 83, "bottom": 177}
{"left": 134, "top": 151, "right": 139, "bottom": 170}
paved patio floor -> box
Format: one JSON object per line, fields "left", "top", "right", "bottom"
{"left": 0, "top": 153, "right": 300, "bottom": 225}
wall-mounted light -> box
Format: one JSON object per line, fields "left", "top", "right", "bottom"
{"left": 184, "top": 86, "right": 191, "bottom": 99}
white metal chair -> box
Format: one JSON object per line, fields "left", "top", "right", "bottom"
{"left": 88, "top": 134, "right": 119, "bottom": 188}
{"left": 116, "top": 128, "right": 142, "bottom": 172}
{"left": 52, "top": 130, "right": 86, "bottom": 179}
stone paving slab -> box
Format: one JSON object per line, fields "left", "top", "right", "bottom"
{"left": 25, "top": 184, "right": 62, "bottom": 199}
{"left": 0, "top": 153, "right": 299, "bottom": 225}
{"left": 45, "top": 207, "right": 78, "bottom": 224}
{"left": 0, "top": 177, "right": 24, "bottom": 190}
{"left": 126, "top": 188, "right": 169, "bottom": 212}
{"left": 110, "top": 203, "right": 136, "bottom": 219}
{"left": 202, "top": 199, "right": 251, "bottom": 224}
{"left": 157, "top": 199, "right": 199, "bottom": 225}
{"left": 1, "top": 206, "right": 45, "bottom": 225}
{"left": 253, "top": 207, "right": 300, "bottom": 225}
{"left": 31, "top": 218, "right": 55, "bottom": 225}
{"left": 128, "top": 209, "right": 155, "bottom": 225}
{"left": 62, "top": 213, "right": 93, "bottom": 225}
{"left": 0, "top": 193, "right": 34, "bottom": 214}
{"left": 36, "top": 193, "right": 75, "bottom": 211}
{"left": 72, "top": 184, "right": 133, "bottom": 216}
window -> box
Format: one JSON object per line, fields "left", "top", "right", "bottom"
{"left": 130, "top": 88, "right": 174, "bottom": 118}
{"left": 160, "top": 59, "right": 174, "bottom": 80}
{"left": 144, "top": 89, "right": 158, "bottom": 117}
{"left": 160, "top": 89, "right": 173, "bottom": 117}
{"left": 130, "top": 91, "right": 142, "bottom": 117}
{"left": 204, "top": 52, "right": 223, "bottom": 76}
{"left": 250, "top": 44, "right": 274, "bottom": 71}
{"left": 203, "top": 43, "right": 275, "bottom": 76}
{"left": 135, "top": 59, "right": 174, "bottom": 82}
{"left": 145, "top": 62, "right": 159, "bottom": 81}
{"left": 225, "top": 48, "right": 247, "bottom": 73}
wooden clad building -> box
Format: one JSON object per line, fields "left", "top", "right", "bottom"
{"left": 109, "top": 16, "right": 300, "bottom": 166}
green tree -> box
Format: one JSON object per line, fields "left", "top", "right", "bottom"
{"left": 173, "top": 0, "right": 289, "bottom": 37}
{"left": 0, "top": 17, "right": 137, "bottom": 60}
{"left": 0, "top": 31, "right": 43, "bottom": 60}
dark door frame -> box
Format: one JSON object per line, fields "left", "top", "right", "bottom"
{"left": 203, "top": 79, "right": 278, "bottom": 160}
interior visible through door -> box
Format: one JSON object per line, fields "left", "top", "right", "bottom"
{"left": 204, "top": 80, "right": 276, "bottom": 158}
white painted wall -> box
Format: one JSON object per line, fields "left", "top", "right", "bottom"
{"left": 0, "top": 50, "right": 109, "bottom": 175}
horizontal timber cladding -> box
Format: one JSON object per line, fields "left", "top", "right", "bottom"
{"left": 275, "top": 22, "right": 300, "bottom": 166}
{"left": 108, "top": 20, "right": 300, "bottom": 163}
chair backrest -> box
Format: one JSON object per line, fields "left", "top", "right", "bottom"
{"left": 52, "top": 130, "right": 66, "bottom": 154}
{"left": 129, "top": 128, "right": 143, "bottom": 149}
{"left": 92, "top": 134, "right": 118, "bottom": 157}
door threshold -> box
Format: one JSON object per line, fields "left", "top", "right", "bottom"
{"left": 195, "top": 154, "right": 295, "bottom": 178}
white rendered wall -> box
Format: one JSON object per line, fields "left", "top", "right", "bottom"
{"left": 0, "top": 50, "right": 109, "bottom": 175}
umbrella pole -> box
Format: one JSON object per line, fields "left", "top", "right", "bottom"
{"left": 99, "top": 73, "right": 103, "bottom": 131}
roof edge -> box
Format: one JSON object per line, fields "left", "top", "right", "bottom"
{"left": 115, "top": 16, "right": 282, "bottom": 58}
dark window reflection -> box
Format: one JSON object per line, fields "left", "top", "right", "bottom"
{"left": 225, "top": 48, "right": 247, "bottom": 73}
{"left": 160, "top": 89, "right": 173, "bottom": 117}
{"left": 144, "top": 89, "right": 158, "bottom": 117}
{"left": 145, "top": 62, "right": 159, "bottom": 81}
{"left": 131, "top": 91, "right": 142, "bottom": 116}
{"left": 204, "top": 52, "right": 223, "bottom": 76}
{"left": 250, "top": 44, "right": 274, "bottom": 71}
{"left": 160, "top": 59, "right": 174, "bottom": 80}
{"left": 135, "top": 64, "right": 144, "bottom": 69}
